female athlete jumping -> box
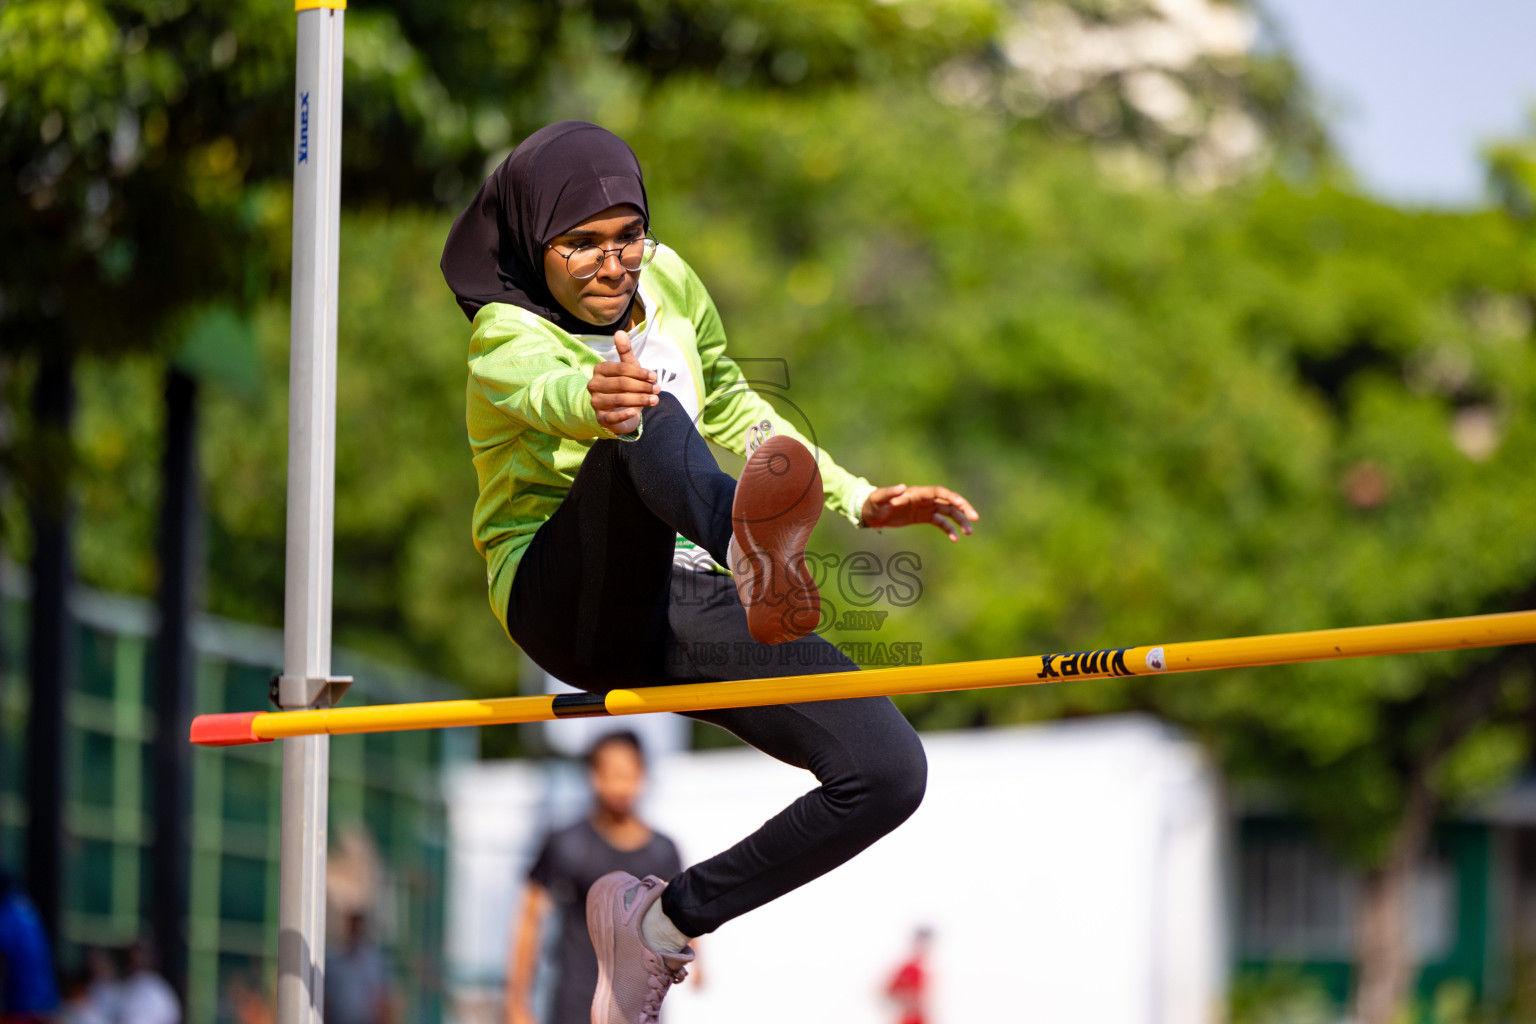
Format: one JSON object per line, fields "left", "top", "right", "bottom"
{"left": 441, "top": 121, "right": 978, "bottom": 1023}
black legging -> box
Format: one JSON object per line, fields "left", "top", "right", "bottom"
{"left": 506, "top": 392, "right": 927, "bottom": 936}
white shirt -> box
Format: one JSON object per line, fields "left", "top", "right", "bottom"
{"left": 114, "top": 972, "right": 180, "bottom": 1024}
{"left": 576, "top": 282, "right": 721, "bottom": 572}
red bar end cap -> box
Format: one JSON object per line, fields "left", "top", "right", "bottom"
{"left": 190, "top": 711, "right": 271, "bottom": 747}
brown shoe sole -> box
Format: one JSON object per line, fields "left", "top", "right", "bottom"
{"left": 731, "top": 436, "right": 823, "bottom": 645}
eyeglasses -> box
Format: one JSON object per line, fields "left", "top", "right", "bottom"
{"left": 545, "top": 234, "right": 659, "bottom": 280}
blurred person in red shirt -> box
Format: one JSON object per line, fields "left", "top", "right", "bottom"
{"left": 884, "top": 927, "right": 933, "bottom": 1024}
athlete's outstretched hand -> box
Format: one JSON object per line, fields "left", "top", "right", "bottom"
{"left": 587, "top": 330, "right": 658, "bottom": 435}
{"left": 860, "top": 484, "right": 979, "bottom": 541}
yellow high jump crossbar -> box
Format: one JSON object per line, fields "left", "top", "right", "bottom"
{"left": 191, "top": 609, "right": 1536, "bottom": 746}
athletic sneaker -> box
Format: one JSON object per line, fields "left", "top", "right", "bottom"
{"left": 730, "top": 434, "right": 823, "bottom": 644}
{"left": 587, "top": 872, "right": 695, "bottom": 1024}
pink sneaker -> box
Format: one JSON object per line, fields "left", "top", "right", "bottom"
{"left": 730, "top": 435, "right": 823, "bottom": 644}
{"left": 587, "top": 872, "right": 694, "bottom": 1024}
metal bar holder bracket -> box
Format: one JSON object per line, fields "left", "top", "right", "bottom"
{"left": 270, "top": 674, "right": 353, "bottom": 710}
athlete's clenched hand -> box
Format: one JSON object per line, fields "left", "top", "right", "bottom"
{"left": 587, "top": 329, "right": 658, "bottom": 435}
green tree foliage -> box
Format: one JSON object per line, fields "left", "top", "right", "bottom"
{"left": 0, "top": 0, "right": 289, "bottom": 360}
{"left": 1487, "top": 114, "right": 1536, "bottom": 221}
{"left": 0, "top": 0, "right": 488, "bottom": 557}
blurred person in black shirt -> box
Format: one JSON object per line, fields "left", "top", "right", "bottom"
{"left": 505, "top": 732, "right": 692, "bottom": 1024}
{"left": 326, "top": 911, "right": 392, "bottom": 1024}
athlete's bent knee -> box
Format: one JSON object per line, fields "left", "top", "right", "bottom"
{"left": 863, "top": 744, "right": 927, "bottom": 832}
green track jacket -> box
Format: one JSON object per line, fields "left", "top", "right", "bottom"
{"left": 466, "top": 246, "right": 874, "bottom": 638}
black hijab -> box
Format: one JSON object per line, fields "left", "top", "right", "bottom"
{"left": 440, "top": 120, "right": 650, "bottom": 332}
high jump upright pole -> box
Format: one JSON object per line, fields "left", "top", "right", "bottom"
{"left": 279, "top": 3, "right": 348, "bottom": 1023}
